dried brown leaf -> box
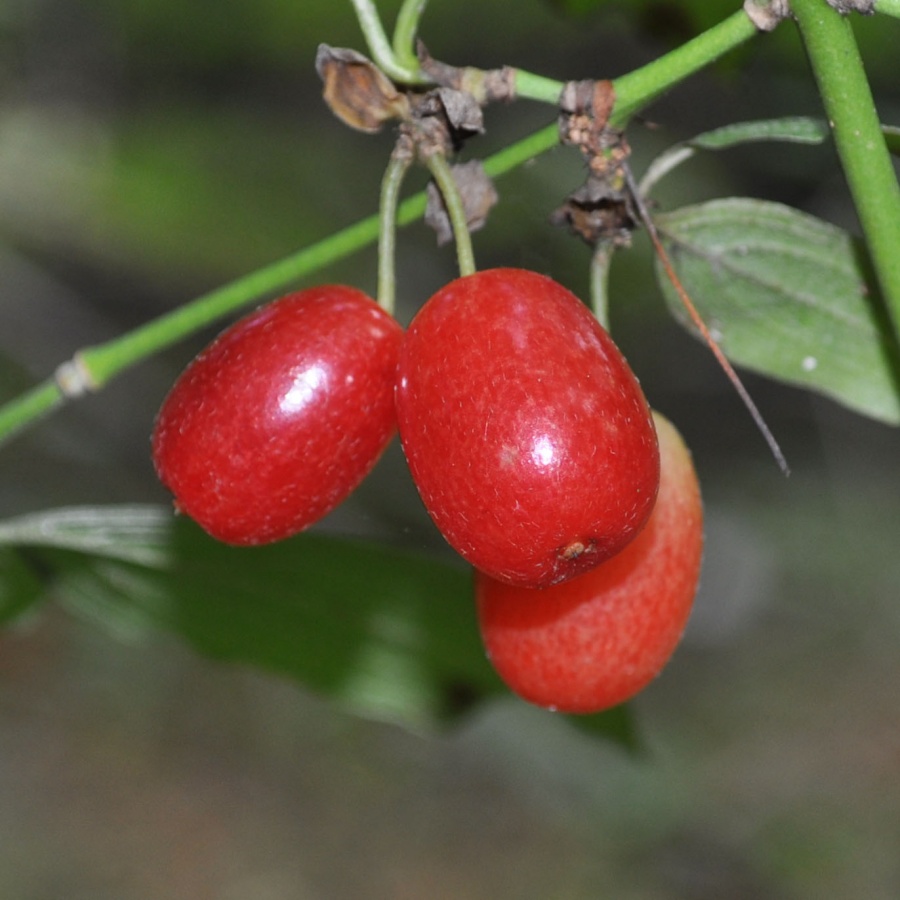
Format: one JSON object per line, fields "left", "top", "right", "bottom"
{"left": 316, "top": 44, "right": 409, "bottom": 133}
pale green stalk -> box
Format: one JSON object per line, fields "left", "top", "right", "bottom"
{"left": 424, "top": 153, "right": 476, "bottom": 277}
{"left": 392, "top": 0, "right": 431, "bottom": 71}
{"left": 350, "top": 0, "right": 427, "bottom": 82}
{"left": 376, "top": 150, "right": 414, "bottom": 315}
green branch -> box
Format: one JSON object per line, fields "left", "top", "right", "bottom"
{"left": 792, "top": 0, "right": 900, "bottom": 341}
{"left": 513, "top": 9, "right": 758, "bottom": 115}
{"left": 0, "top": 6, "right": 768, "bottom": 448}
{"left": 611, "top": 10, "right": 758, "bottom": 123}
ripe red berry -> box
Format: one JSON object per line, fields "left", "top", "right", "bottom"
{"left": 395, "top": 268, "right": 659, "bottom": 588}
{"left": 152, "top": 286, "right": 402, "bottom": 545}
{"left": 474, "top": 412, "right": 703, "bottom": 714}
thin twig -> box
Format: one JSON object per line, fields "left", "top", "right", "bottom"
{"left": 624, "top": 165, "right": 790, "bottom": 476}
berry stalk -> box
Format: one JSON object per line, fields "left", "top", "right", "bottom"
{"left": 377, "top": 144, "right": 415, "bottom": 315}
{"left": 424, "top": 152, "right": 477, "bottom": 277}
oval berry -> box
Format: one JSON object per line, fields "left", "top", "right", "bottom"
{"left": 152, "top": 286, "right": 402, "bottom": 545}
{"left": 395, "top": 268, "right": 659, "bottom": 587}
{"left": 475, "top": 412, "right": 703, "bottom": 714}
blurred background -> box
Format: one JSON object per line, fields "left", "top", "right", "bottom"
{"left": 1, "top": 0, "right": 899, "bottom": 896}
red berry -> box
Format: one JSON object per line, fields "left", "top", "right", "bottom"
{"left": 475, "top": 412, "right": 703, "bottom": 714}
{"left": 395, "top": 268, "right": 659, "bottom": 587}
{"left": 152, "top": 286, "right": 402, "bottom": 545}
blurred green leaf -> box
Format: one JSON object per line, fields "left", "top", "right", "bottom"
{"left": 569, "top": 700, "right": 641, "bottom": 751}
{"left": 0, "top": 505, "right": 171, "bottom": 567}
{"left": 0, "top": 549, "right": 44, "bottom": 625}
{"left": 655, "top": 198, "right": 900, "bottom": 423}
{"left": 49, "top": 519, "right": 499, "bottom": 729}
{"left": 1, "top": 504, "right": 635, "bottom": 740}
{"left": 95, "top": 111, "right": 366, "bottom": 281}
{"left": 0, "top": 105, "right": 380, "bottom": 287}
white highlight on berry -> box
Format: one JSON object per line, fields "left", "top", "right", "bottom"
{"left": 280, "top": 364, "right": 326, "bottom": 414}
{"left": 531, "top": 435, "right": 555, "bottom": 468}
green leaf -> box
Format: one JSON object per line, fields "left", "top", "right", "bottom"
{"left": 687, "top": 117, "right": 830, "bottom": 150}
{"left": 45, "top": 518, "right": 496, "bottom": 729}
{"left": 5, "top": 505, "right": 635, "bottom": 740}
{"left": 0, "top": 548, "right": 44, "bottom": 625}
{"left": 569, "top": 700, "right": 641, "bottom": 751}
{"left": 0, "top": 505, "right": 171, "bottom": 567}
{"left": 640, "top": 117, "right": 830, "bottom": 195}
{"left": 654, "top": 198, "right": 900, "bottom": 423}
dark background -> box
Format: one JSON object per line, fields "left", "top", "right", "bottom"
{"left": 1, "top": 0, "right": 899, "bottom": 896}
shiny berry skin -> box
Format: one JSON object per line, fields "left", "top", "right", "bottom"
{"left": 475, "top": 412, "right": 703, "bottom": 714}
{"left": 395, "top": 268, "right": 659, "bottom": 588}
{"left": 152, "top": 286, "right": 402, "bottom": 545}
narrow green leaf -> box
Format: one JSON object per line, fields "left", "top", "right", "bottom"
{"left": 655, "top": 198, "right": 900, "bottom": 423}
{"left": 640, "top": 117, "right": 830, "bottom": 196}
{"left": 0, "top": 548, "right": 44, "bottom": 625}
{"left": 688, "top": 116, "right": 830, "bottom": 150}
{"left": 0, "top": 505, "right": 171, "bottom": 567}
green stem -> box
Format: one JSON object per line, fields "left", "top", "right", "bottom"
{"left": 512, "top": 69, "right": 564, "bottom": 104}
{"left": 589, "top": 241, "right": 615, "bottom": 331}
{"left": 512, "top": 9, "right": 759, "bottom": 118}
{"left": 377, "top": 147, "right": 414, "bottom": 315}
{"left": 87, "top": 218, "right": 387, "bottom": 384}
{"left": 481, "top": 125, "right": 557, "bottom": 178}
{"left": 392, "top": 0, "right": 430, "bottom": 71}
{"left": 638, "top": 144, "right": 697, "bottom": 196}
{"left": 484, "top": 12, "right": 763, "bottom": 190}
{"left": 424, "top": 153, "right": 477, "bottom": 277}
{"left": 792, "top": 0, "right": 900, "bottom": 340}
{"left": 350, "top": 0, "right": 428, "bottom": 83}
{"left": 611, "top": 10, "right": 758, "bottom": 124}
{"left": 0, "top": 207, "right": 409, "bottom": 446}
{"left": 0, "top": 382, "right": 65, "bottom": 445}
{"left": 0, "top": 7, "right": 772, "bottom": 447}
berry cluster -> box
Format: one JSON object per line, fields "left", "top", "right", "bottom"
{"left": 152, "top": 266, "right": 702, "bottom": 714}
